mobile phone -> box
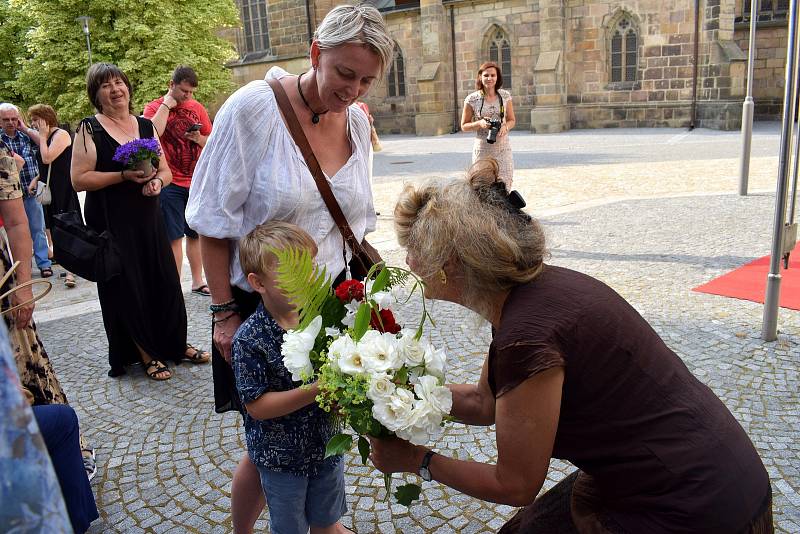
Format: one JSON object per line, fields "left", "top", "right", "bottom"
{"left": 186, "top": 123, "right": 202, "bottom": 133}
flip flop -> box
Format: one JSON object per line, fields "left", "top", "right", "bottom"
{"left": 39, "top": 268, "right": 53, "bottom": 278}
{"left": 191, "top": 284, "right": 211, "bottom": 296}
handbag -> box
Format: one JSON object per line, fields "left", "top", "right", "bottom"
{"left": 52, "top": 209, "right": 121, "bottom": 283}
{"left": 34, "top": 164, "right": 52, "bottom": 206}
{"left": 267, "top": 78, "right": 382, "bottom": 280}
{"left": 51, "top": 117, "right": 122, "bottom": 282}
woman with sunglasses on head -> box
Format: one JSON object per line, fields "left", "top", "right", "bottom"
{"left": 369, "top": 159, "right": 772, "bottom": 534}
{"left": 187, "top": 5, "right": 394, "bottom": 532}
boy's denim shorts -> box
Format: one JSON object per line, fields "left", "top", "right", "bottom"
{"left": 256, "top": 460, "right": 347, "bottom": 534}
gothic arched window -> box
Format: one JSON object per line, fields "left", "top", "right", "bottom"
{"left": 238, "top": 0, "right": 270, "bottom": 57}
{"left": 387, "top": 47, "right": 405, "bottom": 97}
{"left": 487, "top": 28, "right": 512, "bottom": 88}
{"left": 610, "top": 16, "right": 638, "bottom": 83}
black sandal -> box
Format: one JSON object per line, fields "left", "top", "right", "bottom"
{"left": 144, "top": 359, "right": 172, "bottom": 381}
{"left": 40, "top": 267, "right": 53, "bottom": 278}
{"left": 183, "top": 344, "right": 210, "bottom": 364}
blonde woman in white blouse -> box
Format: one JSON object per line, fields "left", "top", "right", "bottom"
{"left": 186, "top": 5, "right": 393, "bottom": 533}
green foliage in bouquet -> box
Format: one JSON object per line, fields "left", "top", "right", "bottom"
{"left": 271, "top": 246, "right": 344, "bottom": 331}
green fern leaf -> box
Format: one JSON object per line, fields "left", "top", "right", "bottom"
{"left": 271, "top": 246, "right": 332, "bottom": 330}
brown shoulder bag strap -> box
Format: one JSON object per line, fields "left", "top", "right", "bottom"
{"left": 267, "top": 77, "right": 365, "bottom": 256}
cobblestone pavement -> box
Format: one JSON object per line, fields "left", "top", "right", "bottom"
{"left": 31, "top": 125, "right": 799, "bottom": 532}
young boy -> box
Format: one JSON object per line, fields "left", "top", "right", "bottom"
{"left": 232, "top": 221, "right": 350, "bottom": 534}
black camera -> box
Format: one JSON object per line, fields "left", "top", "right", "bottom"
{"left": 485, "top": 118, "right": 502, "bottom": 144}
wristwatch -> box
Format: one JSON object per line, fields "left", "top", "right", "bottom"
{"left": 418, "top": 450, "right": 436, "bottom": 482}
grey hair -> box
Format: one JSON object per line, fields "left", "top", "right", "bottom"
{"left": 0, "top": 103, "right": 20, "bottom": 114}
{"left": 314, "top": 4, "right": 394, "bottom": 78}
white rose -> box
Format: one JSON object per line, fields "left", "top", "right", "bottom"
{"left": 365, "top": 279, "right": 395, "bottom": 310}
{"left": 367, "top": 372, "right": 396, "bottom": 403}
{"left": 327, "top": 333, "right": 356, "bottom": 372}
{"left": 372, "top": 387, "right": 415, "bottom": 432}
{"left": 281, "top": 315, "right": 322, "bottom": 382}
{"left": 424, "top": 345, "right": 447, "bottom": 380}
{"left": 414, "top": 375, "right": 453, "bottom": 416}
{"left": 359, "top": 331, "right": 402, "bottom": 374}
{"left": 396, "top": 330, "right": 427, "bottom": 367}
{"left": 395, "top": 399, "right": 444, "bottom": 445}
{"left": 335, "top": 337, "right": 369, "bottom": 375}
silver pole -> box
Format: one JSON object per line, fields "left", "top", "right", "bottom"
{"left": 789, "top": 53, "right": 800, "bottom": 226}
{"left": 739, "top": 0, "right": 760, "bottom": 196}
{"left": 85, "top": 32, "right": 92, "bottom": 67}
{"left": 76, "top": 16, "right": 92, "bottom": 69}
{"left": 789, "top": 118, "right": 800, "bottom": 226}
{"left": 762, "top": 0, "right": 800, "bottom": 341}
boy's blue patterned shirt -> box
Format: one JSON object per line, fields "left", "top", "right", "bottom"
{"left": 232, "top": 302, "right": 340, "bottom": 476}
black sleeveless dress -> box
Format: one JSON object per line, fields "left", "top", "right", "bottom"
{"left": 81, "top": 116, "right": 187, "bottom": 375}
{"left": 38, "top": 129, "right": 82, "bottom": 230}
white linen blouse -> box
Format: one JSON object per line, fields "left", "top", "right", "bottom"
{"left": 187, "top": 67, "right": 376, "bottom": 291}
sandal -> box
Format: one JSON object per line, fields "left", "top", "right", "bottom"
{"left": 39, "top": 267, "right": 53, "bottom": 278}
{"left": 191, "top": 284, "right": 211, "bottom": 296}
{"left": 183, "top": 344, "right": 211, "bottom": 364}
{"left": 144, "top": 359, "right": 172, "bottom": 381}
{"left": 64, "top": 274, "right": 76, "bottom": 288}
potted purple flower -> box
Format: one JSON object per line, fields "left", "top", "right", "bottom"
{"left": 112, "top": 138, "right": 161, "bottom": 177}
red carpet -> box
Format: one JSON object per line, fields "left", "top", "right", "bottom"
{"left": 693, "top": 248, "right": 800, "bottom": 310}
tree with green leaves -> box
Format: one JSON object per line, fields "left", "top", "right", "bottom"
{"left": 0, "top": 0, "right": 32, "bottom": 104}
{"left": 5, "top": 0, "right": 239, "bottom": 123}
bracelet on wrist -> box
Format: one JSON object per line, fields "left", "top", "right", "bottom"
{"left": 160, "top": 102, "right": 173, "bottom": 111}
{"left": 212, "top": 312, "right": 238, "bottom": 324}
{"left": 210, "top": 300, "right": 238, "bottom": 314}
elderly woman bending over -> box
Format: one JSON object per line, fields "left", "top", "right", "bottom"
{"left": 369, "top": 159, "right": 772, "bottom": 533}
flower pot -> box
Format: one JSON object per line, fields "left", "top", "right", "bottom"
{"left": 134, "top": 159, "right": 154, "bottom": 176}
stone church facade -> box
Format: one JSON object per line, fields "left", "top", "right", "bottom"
{"left": 226, "top": 0, "right": 789, "bottom": 134}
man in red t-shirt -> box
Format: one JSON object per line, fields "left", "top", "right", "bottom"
{"left": 144, "top": 66, "right": 213, "bottom": 296}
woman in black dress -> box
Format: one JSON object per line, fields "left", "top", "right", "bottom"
{"left": 70, "top": 63, "right": 189, "bottom": 381}
{"left": 28, "top": 104, "right": 82, "bottom": 287}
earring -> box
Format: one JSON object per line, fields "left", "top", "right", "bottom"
{"left": 438, "top": 269, "right": 447, "bottom": 285}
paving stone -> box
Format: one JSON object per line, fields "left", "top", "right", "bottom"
{"left": 40, "top": 128, "right": 799, "bottom": 533}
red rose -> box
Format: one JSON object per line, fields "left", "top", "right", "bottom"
{"left": 335, "top": 279, "right": 365, "bottom": 303}
{"left": 370, "top": 308, "right": 401, "bottom": 334}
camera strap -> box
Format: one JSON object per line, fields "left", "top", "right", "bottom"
{"left": 478, "top": 90, "right": 504, "bottom": 120}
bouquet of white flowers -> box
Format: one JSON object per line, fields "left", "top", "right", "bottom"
{"left": 274, "top": 249, "right": 452, "bottom": 505}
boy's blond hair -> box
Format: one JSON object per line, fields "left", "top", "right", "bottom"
{"left": 239, "top": 221, "right": 318, "bottom": 279}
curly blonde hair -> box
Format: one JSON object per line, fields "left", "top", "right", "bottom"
{"left": 394, "top": 159, "right": 546, "bottom": 312}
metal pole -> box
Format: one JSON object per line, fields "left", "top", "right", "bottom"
{"left": 762, "top": 0, "right": 800, "bottom": 341}
{"left": 85, "top": 32, "right": 92, "bottom": 67}
{"left": 76, "top": 16, "right": 92, "bottom": 69}
{"left": 739, "top": 0, "right": 760, "bottom": 196}
{"left": 789, "top": 64, "right": 800, "bottom": 226}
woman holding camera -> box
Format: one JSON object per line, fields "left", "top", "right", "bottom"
{"left": 461, "top": 61, "right": 516, "bottom": 188}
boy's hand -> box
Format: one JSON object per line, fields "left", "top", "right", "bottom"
{"left": 214, "top": 313, "right": 242, "bottom": 363}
